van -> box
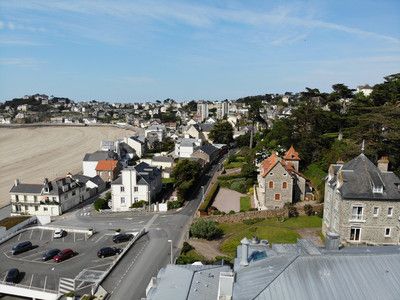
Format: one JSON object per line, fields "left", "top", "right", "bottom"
{"left": 12, "top": 241, "right": 32, "bottom": 255}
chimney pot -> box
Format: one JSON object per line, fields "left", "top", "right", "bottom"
{"left": 240, "top": 237, "right": 250, "bottom": 266}
{"left": 14, "top": 179, "right": 20, "bottom": 186}
{"left": 377, "top": 156, "right": 389, "bottom": 172}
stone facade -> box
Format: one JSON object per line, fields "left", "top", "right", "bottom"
{"left": 323, "top": 154, "right": 400, "bottom": 245}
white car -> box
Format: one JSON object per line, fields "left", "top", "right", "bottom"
{"left": 53, "top": 229, "right": 65, "bottom": 239}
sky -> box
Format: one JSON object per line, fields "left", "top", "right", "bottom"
{"left": 0, "top": 0, "right": 399, "bottom": 102}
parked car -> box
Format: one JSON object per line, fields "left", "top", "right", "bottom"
{"left": 42, "top": 249, "right": 60, "bottom": 261}
{"left": 12, "top": 241, "right": 32, "bottom": 255}
{"left": 97, "top": 247, "right": 122, "bottom": 258}
{"left": 112, "top": 233, "right": 133, "bottom": 243}
{"left": 53, "top": 249, "right": 75, "bottom": 263}
{"left": 53, "top": 229, "right": 65, "bottom": 239}
{"left": 5, "top": 268, "right": 20, "bottom": 283}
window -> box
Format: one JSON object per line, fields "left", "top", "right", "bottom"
{"left": 15, "top": 195, "right": 19, "bottom": 202}
{"left": 282, "top": 182, "right": 288, "bottom": 189}
{"left": 52, "top": 197, "right": 56, "bottom": 201}
{"left": 120, "top": 186, "right": 125, "bottom": 192}
{"left": 373, "top": 207, "right": 379, "bottom": 217}
{"left": 274, "top": 193, "right": 280, "bottom": 201}
{"left": 350, "top": 227, "right": 361, "bottom": 241}
{"left": 72, "top": 191, "right": 76, "bottom": 196}
{"left": 35, "top": 206, "right": 39, "bottom": 211}
{"left": 385, "top": 228, "right": 391, "bottom": 237}
{"left": 34, "top": 196, "right": 37, "bottom": 202}
{"left": 134, "top": 197, "right": 139, "bottom": 202}
{"left": 351, "top": 206, "right": 363, "bottom": 220}
{"left": 24, "top": 205, "right": 28, "bottom": 211}
{"left": 121, "top": 197, "right": 125, "bottom": 204}
{"left": 43, "top": 207, "right": 48, "bottom": 211}
{"left": 388, "top": 207, "right": 393, "bottom": 217}
{"left": 23, "top": 195, "right": 27, "bottom": 202}
{"left": 268, "top": 181, "right": 274, "bottom": 189}
{"left": 134, "top": 187, "right": 139, "bottom": 192}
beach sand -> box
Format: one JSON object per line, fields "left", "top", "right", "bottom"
{"left": 0, "top": 126, "right": 135, "bottom": 208}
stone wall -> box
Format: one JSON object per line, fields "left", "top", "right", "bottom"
{"left": 201, "top": 203, "right": 323, "bottom": 223}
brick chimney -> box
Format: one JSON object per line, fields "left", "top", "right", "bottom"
{"left": 377, "top": 156, "right": 389, "bottom": 172}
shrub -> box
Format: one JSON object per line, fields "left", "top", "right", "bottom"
{"left": 167, "top": 200, "right": 183, "bottom": 210}
{"left": 190, "top": 219, "right": 223, "bottom": 240}
{"left": 177, "top": 179, "right": 194, "bottom": 201}
{"left": 181, "top": 242, "right": 194, "bottom": 254}
{"left": 230, "top": 180, "right": 247, "bottom": 193}
{"left": 130, "top": 200, "right": 147, "bottom": 208}
{"left": 94, "top": 197, "right": 109, "bottom": 211}
{"left": 304, "top": 204, "right": 314, "bottom": 216}
{"left": 199, "top": 182, "right": 220, "bottom": 212}
{"left": 228, "top": 210, "right": 235, "bottom": 215}
{"left": 284, "top": 203, "right": 299, "bottom": 218}
{"left": 105, "top": 192, "right": 111, "bottom": 200}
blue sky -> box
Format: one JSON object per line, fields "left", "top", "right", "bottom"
{"left": 0, "top": 0, "right": 399, "bottom": 102}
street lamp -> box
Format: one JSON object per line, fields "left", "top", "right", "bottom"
{"left": 201, "top": 186, "right": 205, "bottom": 202}
{"left": 168, "top": 239, "right": 173, "bottom": 264}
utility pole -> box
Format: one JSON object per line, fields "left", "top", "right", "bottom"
{"left": 168, "top": 240, "right": 173, "bottom": 264}
{"left": 249, "top": 123, "right": 254, "bottom": 149}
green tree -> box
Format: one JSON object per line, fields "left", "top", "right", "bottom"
{"left": 172, "top": 159, "right": 202, "bottom": 186}
{"left": 190, "top": 219, "right": 223, "bottom": 240}
{"left": 209, "top": 121, "right": 234, "bottom": 144}
{"left": 370, "top": 73, "right": 400, "bottom": 106}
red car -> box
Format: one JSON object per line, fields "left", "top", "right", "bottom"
{"left": 53, "top": 249, "right": 75, "bottom": 263}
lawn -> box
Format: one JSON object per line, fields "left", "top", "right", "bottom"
{"left": 0, "top": 216, "right": 30, "bottom": 230}
{"left": 219, "top": 216, "right": 322, "bottom": 259}
{"left": 162, "top": 178, "right": 175, "bottom": 184}
{"left": 224, "top": 161, "right": 243, "bottom": 169}
{"left": 240, "top": 196, "right": 251, "bottom": 211}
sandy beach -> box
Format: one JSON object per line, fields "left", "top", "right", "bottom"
{"left": 0, "top": 126, "right": 135, "bottom": 208}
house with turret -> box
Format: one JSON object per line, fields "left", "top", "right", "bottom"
{"left": 256, "top": 146, "right": 308, "bottom": 210}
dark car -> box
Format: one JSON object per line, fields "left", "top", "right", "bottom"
{"left": 42, "top": 249, "right": 60, "bottom": 261}
{"left": 97, "top": 247, "right": 122, "bottom": 258}
{"left": 12, "top": 241, "right": 32, "bottom": 255}
{"left": 53, "top": 249, "right": 75, "bottom": 263}
{"left": 5, "top": 268, "right": 20, "bottom": 283}
{"left": 112, "top": 233, "right": 133, "bottom": 243}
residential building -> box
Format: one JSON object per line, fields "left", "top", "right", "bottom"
{"left": 82, "top": 150, "right": 118, "bottom": 177}
{"left": 10, "top": 174, "right": 104, "bottom": 216}
{"left": 184, "top": 123, "right": 214, "bottom": 143}
{"left": 124, "top": 136, "right": 145, "bottom": 158}
{"left": 323, "top": 154, "right": 400, "bottom": 245}
{"left": 111, "top": 162, "right": 162, "bottom": 211}
{"left": 174, "top": 138, "right": 202, "bottom": 158}
{"left": 140, "top": 156, "right": 175, "bottom": 178}
{"left": 216, "top": 100, "right": 229, "bottom": 119}
{"left": 191, "top": 144, "right": 219, "bottom": 166}
{"left": 196, "top": 101, "right": 208, "bottom": 122}
{"left": 356, "top": 84, "right": 373, "bottom": 96}
{"left": 146, "top": 237, "right": 400, "bottom": 300}
{"left": 256, "top": 146, "right": 307, "bottom": 210}
{"left": 145, "top": 124, "right": 166, "bottom": 142}
{"left": 95, "top": 159, "right": 121, "bottom": 182}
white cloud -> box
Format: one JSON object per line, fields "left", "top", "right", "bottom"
{"left": 0, "top": 58, "right": 44, "bottom": 67}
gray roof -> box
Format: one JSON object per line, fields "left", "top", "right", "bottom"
{"left": 196, "top": 144, "right": 219, "bottom": 156}
{"left": 180, "top": 138, "right": 199, "bottom": 147}
{"left": 147, "top": 264, "right": 231, "bottom": 300}
{"left": 10, "top": 183, "right": 43, "bottom": 194}
{"left": 129, "top": 136, "right": 145, "bottom": 145}
{"left": 135, "top": 162, "right": 161, "bottom": 185}
{"left": 338, "top": 154, "right": 400, "bottom": 200}
{"left": 83, "top": 150, "right": 118, "bottom": 161}
{"left": 199, "top": 123, "right": 214, "bottom": 132}
{"left": 153, "top": 156, "right": 174, "bottom": 163}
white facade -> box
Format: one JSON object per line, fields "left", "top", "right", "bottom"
{"left": 174, "top": 138, "right": 202, "bottom": 158}
{"left": 216, "top": 101, "right": 229, "bottom": 119}
{"left": 125, "top": 136, "right": 145, "bottom": 157}
{"left": 83, "top": 161, "right": 98, "bottom": 177}
{"left": 197, "top": 102, "right": 208, "bottom": 122}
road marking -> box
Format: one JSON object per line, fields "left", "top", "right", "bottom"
{"left": 144, "top": 214, "right": 158, "bottom": 230}
{"left": 29, "top": 229, "right": 34, "bottom": 239}
{"left": 2, "top": 274, "right": 7, "bottom": 282}
{"left": 40, "top": 229, "right": 44, "bottom": 241}
{"left": 74, "top": 232, "right": 76, "bottom": 243}
{"left": 29, "top": 274, "right": 34, "bottom": 287}
{"left": 43, "top": 275, "right": 47, "bottom": 291}
{"left": 18, "top": 233, "right": 21, "bottom": 241}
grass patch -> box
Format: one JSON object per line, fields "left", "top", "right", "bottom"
{"left": 303, "top": 163, "right": 326, "bottom": 201}
{"left": 162, "top": 178, "right": 175, "bottom": 184}
{"left": 219, "top": 216, "right": 322, "bottom": 259}
{"left": 240, "top": 196, "right": 251, "bottom": 212}
{"left": 0, "top": 216, "right": 30, "bottom": 230}
{"left": 176, "top": 249, "right": 205, "bottom": 264}
{"left": 224, "top": 161, "right": 243, "bottom": 169}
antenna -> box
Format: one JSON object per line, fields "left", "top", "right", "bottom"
{"left": 361, "top": 140, "right": 365, "bottom": 153}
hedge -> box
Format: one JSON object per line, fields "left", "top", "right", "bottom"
{"left": 198, "top": 182, "right": 220, "bottom": 212}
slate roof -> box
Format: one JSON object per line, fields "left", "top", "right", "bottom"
{"left": 199, "top": 123, "right": 214, "bottom": 132}
{"left": 83, "top": 150, "right": 118, "bottom": 161}
{"left": 338, "top": 154, "right": 400, "bottom": 200}
{"left": 135, "top": 162, "right": 161, "bottom": 185}
{"left": 153, "top": 156, "right": 174, "bottom": 163}
{"left": 129, "top": 136, "right": 145, "bottom": 144}
{"left": 196, "top": 144, "right": 219, "bottom": 156}
{"left": 10, "top": 184, "right": 43, "bottom": 194}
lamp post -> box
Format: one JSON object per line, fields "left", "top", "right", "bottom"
{"left": 168, "top": 239, "right": 173, "bottom": 264}
{"left": 201, "top": 186, "right": 205, "bottom": 202}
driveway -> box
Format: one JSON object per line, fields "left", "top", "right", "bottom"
{"left": 213, "top": 188, "right": 245, "bottom": 213}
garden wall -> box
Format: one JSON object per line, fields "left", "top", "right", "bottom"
{"left": 201, "top": 203, "right": 323, "bottom": 223}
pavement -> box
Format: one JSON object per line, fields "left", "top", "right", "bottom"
{"left": 213, "top": 188, "right": 245, "bottom": 213}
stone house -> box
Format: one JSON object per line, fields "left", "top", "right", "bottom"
{"left": 323, "top": 154, "right": 400, "bottom": 245}
{"left": 256, "top": 146, "right": 307, "bottom": 210}
{"left": 95, "top": 159, "right": 121, "bottom": 182}
{"left": 191, "top": 144, "right": 219, "bottom": 166}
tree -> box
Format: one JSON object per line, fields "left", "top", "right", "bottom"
{"left": 370, "top": 73, "right": 400, "bottom": 106}
{"left": 190, "top": 219, "right": 223, "bottom": 240}
{"left": 172, "top": 159, "right": 202, "bottom": 186}
{"left": 209, "top": 121, "right": 234, "bottom": 144}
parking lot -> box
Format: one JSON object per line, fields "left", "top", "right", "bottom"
{"left": 0, "top": 227, "right": 135, "bottom": 294}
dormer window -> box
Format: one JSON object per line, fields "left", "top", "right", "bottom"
{"left": 373, "top": 186, "right": 383, "bottom": 194}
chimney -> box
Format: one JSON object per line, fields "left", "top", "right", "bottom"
{"left": 240, "top": 237, "right": 250, "bottom": 266}
{"left": 217, "top": 272, "right": 235, "bottom": 300}
{"left": 377, "top": 156, "right": 389, "bottom": 172}
{"left": 66, "top": 172, "right": 73, "bottom": 178}
{"left": 14, "top": 179, "right": 20, "bottom": 186}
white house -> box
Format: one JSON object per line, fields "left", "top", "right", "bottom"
{"left": 111, "top": 162, "right": 162, "bottom": 212}
{"left": 83, "top": 150, "right": 118, "bottom": 177}
{"left": 174, "top": 138, "right": 202, "bottom": 158}
{"left": 145, "top": 124, "right": 166, "bottom": 142}
{"left": 124, "top": 136, "right": 145, "bottom": 158}
{"left": 356, "top": 84, "right": 373, "bottom": 96}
